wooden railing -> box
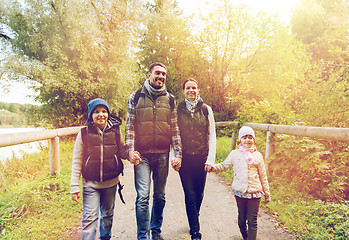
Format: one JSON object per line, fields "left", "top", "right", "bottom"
{"left": 0, "top": 126, "right": 84, "bottom": 175}
{"left": 1, "top": 123, "right": 348, "bottom": 175}
{"left": 216, "top": 122, "right": 349, "bottom": 159}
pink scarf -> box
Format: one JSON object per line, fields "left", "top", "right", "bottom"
{"left": 238, "top": 145, "right": 255, "bottom": 165}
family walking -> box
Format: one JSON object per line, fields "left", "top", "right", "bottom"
{"left": 70, "top": 62, "right": 271, "bottom": 240}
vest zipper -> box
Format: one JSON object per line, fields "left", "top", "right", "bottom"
{"left": 100, "top": 132, "right": 104, "bottom": 182}
{"left": 153, "top": 100, "right": 156, "bottom": 147}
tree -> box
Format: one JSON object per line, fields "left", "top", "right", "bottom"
{"left": 138, "top": 0, "right": 210, "bottom": 101}
{"left": 0, "top": 0, "right": 146, "bottom": 127}
{"left": 291, "top": 0, "right": 349, "bottom": 63}
{"left": 196, "top": 0, "right": 309, "bottom": 122}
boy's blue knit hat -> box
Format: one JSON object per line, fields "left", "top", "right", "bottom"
{"left": 87, "top": 98, "right": 110, "bottom": 120}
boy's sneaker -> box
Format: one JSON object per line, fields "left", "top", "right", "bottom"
{"left": 152, "top": 235, "right": 164, "bottom": 240}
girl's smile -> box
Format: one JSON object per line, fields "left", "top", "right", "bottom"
{"left": 240, "top": 135, "right": 255, "bottom": 149}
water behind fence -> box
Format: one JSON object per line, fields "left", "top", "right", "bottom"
{"left": 0, "top": 128, "right": 46, "bottom": 162}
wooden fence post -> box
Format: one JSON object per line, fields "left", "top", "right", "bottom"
{"left": 49, "top": 136, "right": 60, "bottom": 175}
{"left": 265, "top": 130, "right": 275, "bottom": 160}
{"left": 231, "top": 130, "right": 237, "bottom": 150}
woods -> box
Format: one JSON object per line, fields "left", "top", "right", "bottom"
{"left": 0, "top": 0, "right": 349, "bottom": 238}
{"left": 1, "top": 0, "right": 348, "bottom": 128}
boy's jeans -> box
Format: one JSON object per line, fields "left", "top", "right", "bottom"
{"left": 134, "top": 153, "right": 169, "bottom": 240}
{"left": 82, "top": 185, "right": 117, "bottom": 240}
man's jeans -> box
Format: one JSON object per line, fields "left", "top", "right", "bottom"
{"left": 235, "top": 196, "right": 261, "bottom": 240}
{"left": 82, "top": 185, "right": 117, "bottom": 240}
{"left": 134, "top": 153, "right": 169, "bottom": 240}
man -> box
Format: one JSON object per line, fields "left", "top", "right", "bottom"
{"left": 126, "top": 62, "right": 182, "bottom": 240}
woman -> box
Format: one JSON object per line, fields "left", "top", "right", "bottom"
{"left": 177, "top": 78, "right": 216, "bottom": 240}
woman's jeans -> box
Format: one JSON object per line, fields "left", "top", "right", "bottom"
{"left": 134, "top": 153, "right": 169, "bottom": 240}
{"left": 179, "top": 153, "right": 207, "bottom": 238}
{"left": 235, "top": 196, "right": 261, "bottom": 240}
{"left": 82, "top": 185, "right": 117, "bottom": 240}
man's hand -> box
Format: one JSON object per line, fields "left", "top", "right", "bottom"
{"left": 171, "top": 157, "right": 182, "bottom": 171}
{"left": 129, "top": 150, "right": 141, "bottom": 166}
{"left": 71, "top": 192, "right": 80, "bottom": 203}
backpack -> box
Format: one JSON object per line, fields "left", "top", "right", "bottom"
{"left": 201, "top": 103, "right": 209, "bottom": 118}
{"left": 81, "top": 126, "right": 125, "bottom": 204}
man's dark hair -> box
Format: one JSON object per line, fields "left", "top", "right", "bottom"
{"left": 148, "top": 62, "right": 167, "bottom": 73}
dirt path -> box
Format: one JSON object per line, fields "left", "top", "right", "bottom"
{"left": 72, "top": 161, "right": 295, "bottom": 240}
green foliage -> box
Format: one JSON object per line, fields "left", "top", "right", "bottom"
{"left": 268, "top": 135, "right": 349, "bottom": 202}
{"left": 138, "top": 0, "right": 210, "bottom": 101}
{"left": 291, "top": 0, "right": 349, "bottom": 63}
{"left": 0, "top": 109, "right": 26, "bottom": 127}
{"left": 0, "top": 171, "right": 81, "bottom": 239}
{"left": 0, "top": 140, "right": 80, "bottom": 239}
{"left": 1, "top": 0, "right": 146, "bottom": 127}
{"left": 0, "top": 101, "right": 43, "bottom": 127}
{"left": 215, "top": 136, "right": 235, "bottom": 182}
{"left": 265, "top": 199, "right": 349, "bottom": 240}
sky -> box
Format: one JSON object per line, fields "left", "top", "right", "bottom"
{"left": 0, "top": 0, "right": 299, "bottom": 105}
{"left": 0, "top": 81, "right": 38, "bottom": 105}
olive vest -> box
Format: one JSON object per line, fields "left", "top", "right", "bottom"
{"left": 82, "top": 118, "right": 123, "bottom": 182}
{"left": 177, "top": 99, "right": 209, "bottom": 155}
{"left": 134, "top": 87, "right": 174, "bottom": 154}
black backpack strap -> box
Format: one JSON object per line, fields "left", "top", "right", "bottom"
{"left": 201, "top": 103, "right": 209, "bottom": 117}
{"left": 168, "top": 93, "right": 175, "bottom": 111}
{"left": 118, "top": 182, "right": 125, "bottom": 204}
{"left": 114, "top": 126, "right": 126, "bottom": 204}
{"left": 133, "top": 88, "right": 142, "bottom": 106}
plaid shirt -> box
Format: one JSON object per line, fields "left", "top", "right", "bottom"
{"left": 125, "top": 90, "right": 182, "bottom": 158}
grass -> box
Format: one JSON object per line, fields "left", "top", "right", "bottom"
{"left": 0, "top": 139, "right": 81, "bottom": 239}
{"left": 1, "top": 136, "right": 349, "bottom": 239}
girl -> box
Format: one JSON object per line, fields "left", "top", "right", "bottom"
{"left": 206, "top": 126, "right": 270, "bottom": 240}
{"left": 177, "top": 78, "right": 216, "bottom": 240}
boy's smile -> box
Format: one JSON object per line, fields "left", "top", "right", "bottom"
{"left": 92, "top": 105, "right": 108, "bottom": 129}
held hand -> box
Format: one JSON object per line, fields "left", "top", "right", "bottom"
{"left": 71, "top": 192, "right": 80, "bottom": 203}
{"left": 133, "top": 151, "right": 141, "bottom": 166}
{"left": 129, "top": 150, "right": 141, "bottom": 166}
{"left": 171, "top": 157, "right": 182, "bottom": 171}
{"left": 265, "top": 196, "right": 271, "bottom": 204}
{"left": 205, "top": 164, "right": 213, "bottom": 173}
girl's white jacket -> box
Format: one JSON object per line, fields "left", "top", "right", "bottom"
{"left": 211, "top": 149, "right": 270, "bottom": 199}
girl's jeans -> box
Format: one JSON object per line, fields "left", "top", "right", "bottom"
{"left": 235, "top": 196, "right": 261, "bottom": 240}
{"left": 179, "top": 153, "right": 207, "bottom": 238}
{"left": 134, "top": 153, "right": 169, "bottom": 240}
{"left": 82, "top": 185, "right": 117, "bottom": 240}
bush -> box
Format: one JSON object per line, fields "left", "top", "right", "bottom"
{"left": 268, "top": 135, "right": 349, "bottom": 202}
